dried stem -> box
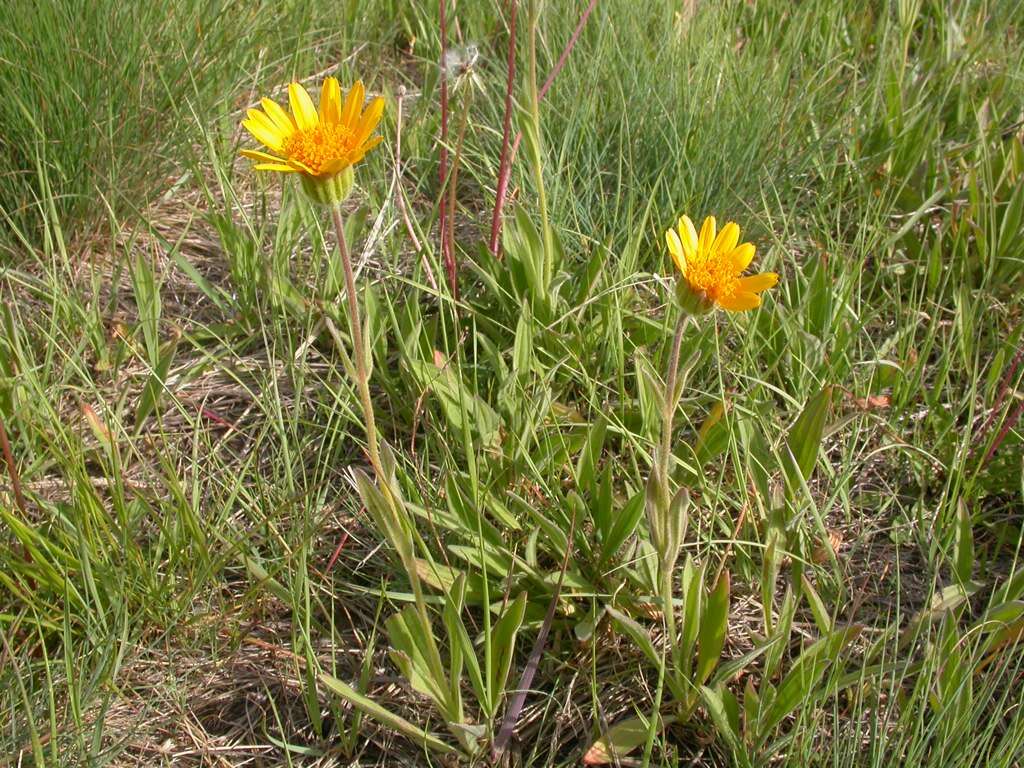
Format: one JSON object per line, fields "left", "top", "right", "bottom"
{"left": 492, "top": 504, "right": 577, "bottom": 759}
{"left": 444, "top": 87, "right": 474, "bottom": 295}
{"left": 395, "top": 85, "right": 437, "bottom": 290}
{"left": 983, "top": 397, "right": 1024, "bottom": 468}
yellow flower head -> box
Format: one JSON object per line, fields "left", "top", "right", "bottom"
{"left": 666, "top": 215, "right": 778, "bottom": 313}
{"left": 241, "top": 78, "right": 384, "bottom": 203}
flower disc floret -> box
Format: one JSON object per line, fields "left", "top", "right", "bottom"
{"left": 240, "top": 77, "right": 384, "bottom": 202}
{"left": 665, "top": 214, "right": 777, "bottom": 313}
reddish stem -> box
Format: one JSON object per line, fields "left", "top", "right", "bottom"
{"left": 488, "top": 0, "right": 599, "bottom": 256}
{"left": 977, "top": 339, "right": 1023, "bottom": 445}
{"left": 395, "top": 85, "right": 437, "bottom": 290}
{"left": 438, "top": 0, "right": 457, "bottom": 296}
{"left": 983, "top": 397, "right": 1024, "bottom": 468}
{"left": 0, "top": 416, "right": 27, "bottom": 517}
{"left": 539, "top": 0, "right": 598, "bottom": 101}
{"left": 325, "top": 530, "right": 351, "bottom": 575}
{"left": 488, "top": 0, "right": 519, "bottom": 257}
{"left": 0, "top": 414, "right": 34, "bottom": 574}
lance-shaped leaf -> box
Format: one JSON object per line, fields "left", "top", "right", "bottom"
{"left": 697, "top": 571, "right": 730, "bottom": 685}
{"left": 318, "top": 670, "right": 453, "bottom": 754}
{"left": 783, "top": 385, "right": 833, "bottom": 490}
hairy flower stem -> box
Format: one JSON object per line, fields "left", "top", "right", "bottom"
{"left": 329, "top": 207, "right": 446, "bottom": 720}
{"left": 659, "top": 315, "right": 688, "bottom": 499}
{"left": 657, "top": 313, "right": 689, "bottom": 682}
{"left": 331, "top": 205, "right": 381, "bottom": 477}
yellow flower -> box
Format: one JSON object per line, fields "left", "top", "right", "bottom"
{"left": 665, "top": 215, "right": 778, "bottom": 313}
{"left": 241, "top": 77, "right": 384, "bottom": 203}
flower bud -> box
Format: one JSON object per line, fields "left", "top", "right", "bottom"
{"left": 299, "top": 165, "right": 355, "bottom": 206}
{"left": 674, "top": 277, "right": 715, "bottom": 316}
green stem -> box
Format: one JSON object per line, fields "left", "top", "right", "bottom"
{"left": 658, "top": 313, "right": 688, "bottom": 686}
{"left": 330, "top": 205, "right": 452, "bottom": 730}
{"left": 331, "top": 205, "right": 381, "bottom": 477}
{"left": 659, "top": 314, "right": 688, "bottom": 493}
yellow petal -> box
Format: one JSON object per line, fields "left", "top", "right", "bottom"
{"left": 666, "top": 228, "right": 686, "bottom": 274}
{"left": 246, "top": 109, "right": 285, "bottom": 141}
{"left": 698, "top": 216, "right": 716, "bottom": 256}
{"left": 736, "top": 272, "right": 778, "bottom": 293}
{"left": 241, "top": 148, "right": 286, "bottom": 163}
{"left": 321, "top": 157, "right": 353, "bottom": 175}
{"left": 352, "top": 96, "right": 385, "bottom": 147}
{"left": 286, "top": 157, "right": 317, "bottom": 175}
{"left": 356, "top": 134, "right": 383, "bottom": 155}
{"left": 712, "top": 222, "right": 740, "bottom": 255}
{"left": 261, "top": 98, "right": 295, "bottom": 134}
{"left": 242, "top": 118, "right": 284, "bottom": 152}
{"left": 320, "top": 77, "right": 341, "bottom": 124}
{"left": 717, "top": 291, "right": 761, "bottom": 311}
{"left": 254, "top": 162, "right": 299, "bottom": 172}
{"left": 678, "top": 215, "right": 698, "bottom": 259}
{"left": 360, "top": 134, "right": 383, "bottom": 150}
{"left": 729, "top": 243, "right": 756, "bottom": 272}
{"left": 346, "top": 136, "right": 383, "bottom": 168}
{"left": 288, "top": 82, "right": 318, "bottom": 131}
{"left": 341, "top": 80, "right": 365, "bottom": 128}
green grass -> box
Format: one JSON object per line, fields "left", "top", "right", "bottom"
{"left": 2, "top": 0, "right": 1023, "bottom": 765}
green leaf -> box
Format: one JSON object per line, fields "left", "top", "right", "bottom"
{"left": 679, "top": 557, "right": 702, "bottom": 675}
{"left": 800, "top": 573, "right": 833, "bottom": 635}
{"left": 318, "top": 670, "right": 454, "bottom": 754}
{"left": 697, "top": 571, "right": 730, "bottom": 685}
{"left": 241, "top": 553, "right": 292, "bottom": 608}
{"left": 595, "top": 464, "right": 614, "bottom": 541}
{"left": 386, "top": 608, "right": 449, "bottom": 709}
{"left": 784, "top": 385, "right": 834, "bottom": 489}
{"left": 700, "top": 686, "right": 745, "bottom": 760}
{"left": 761, "top": 625, "right": 861, "bottom": 734}
{"left": 512, "top": 301, "right": 534, "bottom": 380}
{"left": 130, "top": 251, "right": 161, "bottom": 365}
{"left": 407, "top": 359, "right": 502, "bottom": 449}
{"left": 607, "top": 607, "right": 661, "bottom": 668}
{"left": 763, "top": 587, "right": 796, "bottom": 681}
{"left": 954, "top": 499, "right": 974, "bottom": 583}
{"left": 443, "top": 574, "right": 486, "bottom": 710}
{"left": 416, "top": 559, "right": 486, "bottom": 604}
{"left": 576, "top": 415, "right": 608, "bottom": 493}
{"left": 353, "top": 469, "right": 414, "bottom": 570}
{"left": 488, "top": 592, "right": 528, "bottom": 709}
{"left": 134, "top": 334, "right": 178, "bottom": 432}
{"left": 583, "top": 714, "right": 671, "bottom": 765}
{"left": 692, "top": 400, "right": 731, "bottom": 468}
{"left": 599, "top": 491, "right": 645, "bottom": 565}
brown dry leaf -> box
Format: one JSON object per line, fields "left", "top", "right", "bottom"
{"left": 813, "top": 530, "right": 844, "bottom": 564}
{"left": 851, "top": 394, "right": 891, "bottom": 411}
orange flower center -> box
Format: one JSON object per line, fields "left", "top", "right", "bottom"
{"left": 282, "top": 124, "right": 355, "bottom": 175}
{"left": 685, "top": 253, "right": 739, "bottom": 300}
